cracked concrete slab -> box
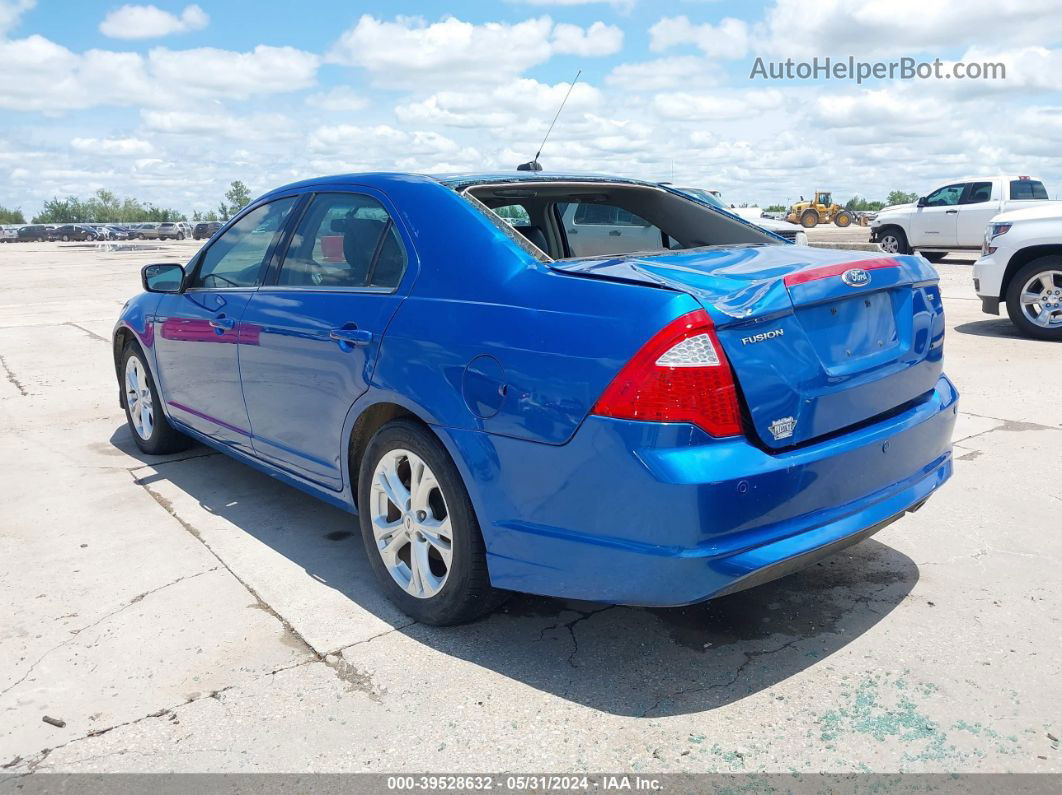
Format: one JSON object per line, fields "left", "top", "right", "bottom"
{"left": 1, "top": 244, "right": 1059, "bottom": 775}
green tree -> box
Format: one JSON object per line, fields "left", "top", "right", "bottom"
{"left": 844, "top": 195, "right": 885, "bottom": 212}
{"left": 218, "top": 180, "right": 251, "bottom": 220}
{"left": 886, "top": 190, "right": 919, "bottom": 206}
{"left": 0, "top": 206, "right": 26, "bottom": 224}
{"left": 764, "top": 204, "right": 787, "bottom": 214}
{"left": 32, "top": 192, "right": 184, "bottom": 223}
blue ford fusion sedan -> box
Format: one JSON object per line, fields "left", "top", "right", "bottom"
{"left": 113, "top": 172, "right": 957, "bottom": 624}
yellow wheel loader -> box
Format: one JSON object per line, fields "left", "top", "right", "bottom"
{"left": 786, "top": 192, "right": 854, "bottom": 228}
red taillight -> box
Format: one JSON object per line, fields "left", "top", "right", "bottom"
{"left": 591, "top": 309, "right": 742, "bottom": 437}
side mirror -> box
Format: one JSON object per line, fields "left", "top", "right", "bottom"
{"left": 916, "top": 196, "right": 927, "bottom": 207}
{"left": 141, "top": 263, "right": 184, "bottom": 293}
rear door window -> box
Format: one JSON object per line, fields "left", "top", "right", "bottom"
{"left": 961, "top": 182, "right": 993, "bottom": 204}
{"left": 277, "top": 192, "right": 407, "bottom": 290}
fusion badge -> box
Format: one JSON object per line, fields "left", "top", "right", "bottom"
{"left": 741, "top": 328, "right": 784, "bottom": 345}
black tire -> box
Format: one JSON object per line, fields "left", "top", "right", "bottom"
{"left": 918, "top": 251, "right": 946, "bottom": 263}
{"left": 834, "top": 211, "right": 852, "bottom": 227}
{"left": 120, "top": 342, "right": 194, "bottom": 455}
{"left": 358, "top": 418, "right": 501, "bottom": 625}
{"left": 1005, "top": 257, "right": 1062, "bottom": 341}
{"left": 878, "top": 226, "right": 910, "bottom": 254}
{"left": 176, "top": 233, "right": 185, "bottom": 240}
{"left": 137, "top": 234, "right": 145, "bottom": 240}
{"left": 800, "top": 209, "right": 818, "bottom": 228}
{"left": 61, "top": 234, "right": 69, "bottom": 242}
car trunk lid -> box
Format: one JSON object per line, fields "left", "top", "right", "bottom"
{"left": 552, "top": 246, "right": 945, "bottom": 448}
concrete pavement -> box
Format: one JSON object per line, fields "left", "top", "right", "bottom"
{"left": 0, "top": 241, "right": 1059, "bottom": 775}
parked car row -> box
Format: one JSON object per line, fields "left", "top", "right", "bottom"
{"left": 0, "top": 220, "right": 208, "bottom": 242}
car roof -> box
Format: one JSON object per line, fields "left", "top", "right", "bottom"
{"left": 258, "top": 171, "right": 658, "bottom": 200}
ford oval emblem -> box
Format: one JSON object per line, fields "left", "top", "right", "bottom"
{"left": 841, "top": 268, "right": 871, "bottom": 287}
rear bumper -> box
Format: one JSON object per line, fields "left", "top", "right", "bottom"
{"left": 442, "top": 375, "right": 957, "bottom": 606}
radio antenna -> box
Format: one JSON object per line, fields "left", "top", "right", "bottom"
{"left": 518, "top": 69, "right": 581, "bottom": 172}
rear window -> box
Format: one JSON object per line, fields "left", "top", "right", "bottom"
{"left": 1010, "top": 180, "right": 1048, "bottom": 200}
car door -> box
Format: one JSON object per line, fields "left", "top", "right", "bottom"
{"left": 151, "top": 196, "right": 299, "bottom": 452}
{"left": 909, "top": 183, "right": 964, "bottom": 247}
{"left": 955, "top": 181, "right": 997, "bottom": 247}
{"left": 237, "top": 189, "right": 414, "bottom": 489}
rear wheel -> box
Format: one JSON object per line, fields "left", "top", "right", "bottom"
{"left": 834, "top": 211, "right": 852, "bottom": 227}
{"left": 61, "top": 234, "right": 70, "bottom": 242}
{"left": 1005, "top": 257, "right": 1062, "bottom": 341}
{"left": 358, "top": 419, "right": 501, "bottom": 625}
{"left": 176, "top": 233, "right": 185, "bottom": 240}
{"left": 121, "top": 343, "right": 193, "bottom": 454}
{"left": 800, "top": 210, "right": 819, "bottom": 228}
{"left": 878, "top": 226, "right": 910, "bottom": 255}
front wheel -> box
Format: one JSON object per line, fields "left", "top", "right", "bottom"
{"left": 878, "top": 227, "right": 909, "bottom": 254}
{"left": 176, "top": 233, "right": 185, "bottom": 240}
{"left": 121, "top": 344, "right": 193, "bottom": 454}
{"left": 61, "top": 235, "right": 70, "bottom": 242}
{"left": 1005, "top": 258, "right": 1062, "bottom": 341}
{"left": 800, "top": 210, "right": 818, "bottom": 228}
{"left": 834, "top": 211, "right": 852, "bottom": 227}
{"left": 358, "top": 419, "right": 501, "bottom": 625}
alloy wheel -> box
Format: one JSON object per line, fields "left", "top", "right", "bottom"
{"left": 1019, "top": 270, "right": 1062, "bottom": 329}
{"left": 880, "top": 234, "right": 900, "bottom": 253}
{"left": 124, "top": 355, "right": 154, "bottom": 440}
{"left": 369, "top": 448, "right": 453, "bottom": 599}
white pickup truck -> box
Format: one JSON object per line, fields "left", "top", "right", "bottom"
{"left": 870, "top": 175, "right": 1051, "bottom": 261}
{"left": 974, "top": 202, "right": 1062, "bottom": 340}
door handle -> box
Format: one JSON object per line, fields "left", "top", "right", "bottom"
{"left": 329, "top": 325, "right": 373, "bottom": 347}
{"left": 209, "top": 314, "right": 235, "bottom": 332}
{"left": 945, "top": 209, "right": 958, "bottom": 214}
{"left": 567, "top": 229, "right": 578, "bottom": 234}
{"left": 609, "top": 230, "right": 622, "bottom": 236}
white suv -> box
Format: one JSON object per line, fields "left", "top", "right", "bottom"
{"left": 974, "top": 202, "right": 1062, "bottom": 340}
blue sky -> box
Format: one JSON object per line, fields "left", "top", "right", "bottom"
{"left": 2, "top": 0, "right": 1060, "bottom": 217}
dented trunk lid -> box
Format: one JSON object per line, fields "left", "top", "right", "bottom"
{"left": 553, "top": 245, "right": 945, "bottom": 448}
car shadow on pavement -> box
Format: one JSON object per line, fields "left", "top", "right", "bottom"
{"left": 952, "top": 318, "right": 1026, "bottom": 339}
{"left": 111, "top": 424, "right": 919, "bottom": 718}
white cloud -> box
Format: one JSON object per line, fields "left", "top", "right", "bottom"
{"left": 328, "top": 15, "right": 619, "bottom": 88}
{"left": 0, "top": 36, "right": 151, "bottom": 112}
{"left": 551, "top": 21, "right": 623, "bottom": 56}
{"left": 649, "top": 15, "right": 749, "bottom": 59}
{"left": 141, "top": 109, "right": 296, "bottom": 141}
{"left": 653, "top": 89, "right": 784, "bottom": 120}
{"left": 0, "top": 35, "right": 319, "bottom": 112}
{"left": 99, "top": 3, "right": 208, "bottom": 40}
{"left": 306, "top": 124, "right": 482, "bottom": 173}
{"left": 71, "top": 136, "right": 154, "bottom": 155}
{"left": 305, "top": 86, "right": 369, "bottom": 112}
{"left": 762, "top": 0, "right": 1062, "bottom": 58}
{"left": 605, "top": 56, "right": 715, "bottom": 91}
{"left": 395, "top": 78, "right": 602, "bottom": 129}
{"left": 148, "top": 45, "right": 318, "bottom": 99}
{"left": 0, "top": 0, "right": 34, "bottom": 36}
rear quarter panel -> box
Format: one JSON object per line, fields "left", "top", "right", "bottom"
{"left": 367, "top": 179, "right": 700, "bottom": 444}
